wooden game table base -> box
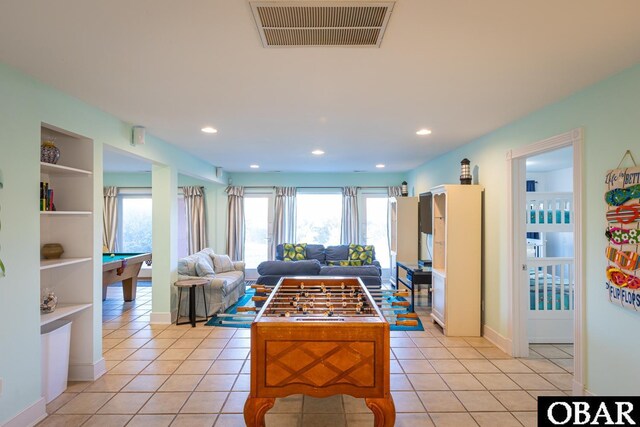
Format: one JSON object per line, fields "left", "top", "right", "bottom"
{"left": 244, "top": 395, "right": 395, "bottom": 427}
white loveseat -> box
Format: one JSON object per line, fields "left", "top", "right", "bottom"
{"left": 176, "top": 248, "right": 246, "bottom": 317}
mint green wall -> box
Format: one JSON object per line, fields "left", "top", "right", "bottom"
{"left": 0, "top": 61, "right": 221, "bottom": 424}
{"left": 407, "top": 64, "right": 640, "bottom": 395}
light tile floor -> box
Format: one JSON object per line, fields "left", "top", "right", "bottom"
{"left": 38, "top": 282, "right": 574, "bottom": 427}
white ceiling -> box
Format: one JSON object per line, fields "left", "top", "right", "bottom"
{"left": 1, "top": 1, "right": 639, "bottom": 173}
{"left": 526, "top": 146, "right": 573, "bottom": 173}
{"left": 103, "top": 147, "right": 151, "bottom": 173}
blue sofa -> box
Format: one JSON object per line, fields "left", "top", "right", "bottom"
{"left": 255, "top": 244, "right": 382, "bottom": 289}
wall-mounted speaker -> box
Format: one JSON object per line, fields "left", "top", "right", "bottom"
{"left": 132, "top": 126, "right": 146, "bottom": 146}
{"left": 215, "top": 167, "right": 223, "bottom": 178}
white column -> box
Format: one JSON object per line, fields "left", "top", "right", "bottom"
{"left": 151, "top": 164, "right": 178, "bottom": 323}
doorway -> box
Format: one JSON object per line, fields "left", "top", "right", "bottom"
{"left": 507, "top": 129, "right": 584, "bottom": 394}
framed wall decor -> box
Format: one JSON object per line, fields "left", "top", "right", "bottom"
{"left": 604, "top": 152, "right": 640, "bottom": 312}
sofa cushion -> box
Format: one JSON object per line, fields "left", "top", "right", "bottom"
{"left": 213, "top": 254, "right": 234, "bottom": 273}
{"left": 319, "top": 265, "right": 381, "bottom": 277}
{"left": 349, "top": 244, "right": 374, "bottom": 265}
{"left": 178, "top": 257, "right": 197, "bottom": 276}
{"left": 195, "top": 258, "right": 216, "bottom": 277}
{"left": 283, "top": 243, "right": 307, "bottom": 261}
{"left": 257, "top": 259, "right": 322, "bottom": 276}
{"left": 216, "top": 270, "right": 245, "bottom": 295}
{"left": 325, "top": 245, "right": 349, "bottom": 261}
{"left": 304, "top": 244, "right": 326, "bottom": 263}
{"left": 327, "top": 259, "right": 363, "bottom": 266}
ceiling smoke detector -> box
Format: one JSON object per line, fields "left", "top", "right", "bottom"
{"left": 250, "top": 1, "right": 395, "bottom": 48}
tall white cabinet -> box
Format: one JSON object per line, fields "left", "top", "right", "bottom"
{"left": 430, "top": 185, "right": 482, "bottom": 336}
{"left": 40, "top": 124, "right": 102, "bottom": 386}
{"left": 389, "top": 196, "right": 418, "bottom": 286}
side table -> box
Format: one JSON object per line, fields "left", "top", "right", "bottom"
{"left": 174, "top": 278, "right": 210, "bottom": 327}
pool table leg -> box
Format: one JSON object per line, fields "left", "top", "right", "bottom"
{"left": 243, "top": 397, "right": 274, "bottom": 427}
{"left": 366, "top": 395, "right": 396, "bottom": 427}
{"left": 123, "top": 277, "right": 138, "bottom": 301}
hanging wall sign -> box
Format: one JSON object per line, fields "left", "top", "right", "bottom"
{"left": 605, "top": 163, "right": 640, "bottom": 311}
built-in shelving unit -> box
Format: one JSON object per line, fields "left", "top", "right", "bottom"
{"left": 40, "top": 123, "right": 98, "bottom": 388}
{"left": 40, "top": 304, "right": 92, "bottom": 327}
{"left": 40, "top": 257, "right": 92, "bottom": 270}
{"left": 430, "top": 184, "right": 482, "bottom": 337}
{"left": 40, "top": 162, "right": 92, "bottom": 177}
{"left": 40, "top": 211, "right": 92, "bottom": 216}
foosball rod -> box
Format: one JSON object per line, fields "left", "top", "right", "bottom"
{"left": 213, "top": 313, "right": 256, "bottom": 318}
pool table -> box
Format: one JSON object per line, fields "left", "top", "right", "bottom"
{"left": 102, "top": 252, "right": 152, "bottom": 301}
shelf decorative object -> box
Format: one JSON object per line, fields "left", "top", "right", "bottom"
{"left": 460, "top": 158, "right": 472, "bottom": 185}
{"left": 41, "top": 288, "right": 58, "bottom": 313}
{"left": 41, "top": 137, "right": 61, "bottom": 164}
{"left": 42, "top": 243, "right": 64, "bottom": 259}
{"left": 401, "top": 181, "right": 408, "bottom": 196}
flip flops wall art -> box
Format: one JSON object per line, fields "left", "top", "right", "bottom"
{"left": 605, "top": 156, "right": 640, "bottom": 312}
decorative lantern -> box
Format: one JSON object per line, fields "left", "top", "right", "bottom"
{"left": 401, "top": 181, "right": 408, "bottom": 196}
{"left": 460, "top": 158, "right": 472, "bottom": 185}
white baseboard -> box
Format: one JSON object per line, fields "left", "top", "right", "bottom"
{"left": 483, "top": 324, "right": 513, "bottom": 355}
{"left": 68, "top": 358, "right": 106, "bottom": 382}
{"left": 150, "top": 312, "right": 172, "bottom": 324}
{"left": 2, "top": 397, "right": 46, "bottom": 427}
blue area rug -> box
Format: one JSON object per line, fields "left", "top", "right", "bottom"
{"left": 205, "top": 286, "right": 424, "bottom": 331}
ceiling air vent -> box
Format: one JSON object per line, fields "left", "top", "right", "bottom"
{"left": 250, "top": 1, "right": 395, "bottom": 48}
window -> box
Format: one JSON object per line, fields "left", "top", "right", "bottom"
{"left": 296, "top": 192, "right": 342, "bottom": 246}
{"left": 244, "top": 195, "right": 272, "bottom": 269}
{"left": 117, "top": 193, "right": 152, "bottom": 253}
{"left": 360, "top": 193, "right": 391, "bottom": 270}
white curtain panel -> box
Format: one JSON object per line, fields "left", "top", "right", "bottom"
{"left": 387, "top": 186, "right": 402, "bottom": 197}
{"left": 183, "top": 186, "right": 208, "bottom": 255}
{"left": 102, "top": 186, "right": 119, "bottom": 252}
{"left": 341, "top": 186, "right": 359, "bottom": 245}
{"left": 271, "top": 186, "right": 297, "bottom": 260}
{"left": 225, "top": 186, "right": 245, "bottom": 261}
{"left": 386, "top": 186, "right": 402, "bottom": 259}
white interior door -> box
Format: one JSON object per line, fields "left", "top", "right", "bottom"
{"left": 244, "top": 192, "right": 274, "bottom": 279}
{"left": 359, "top": 191, "right": 392, "bottom": 279}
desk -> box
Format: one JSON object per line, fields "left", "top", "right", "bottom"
{"left": 102, "top": 252, "right": 152, "bottom": 301}
{"left": 395, "top": 261, "right": 432, "bottom": 312}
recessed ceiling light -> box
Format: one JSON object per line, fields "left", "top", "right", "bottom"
{"left": 201, "top": 126, "right": 218, "bottom": 134}
{"left": 250, "top": 164, "right": 260, "bottom": 169}
{"left": 416, "top": 129, "right": 432, "bottom": 136}
{"left": 312, "top": 150, "right": 325, "bottom": 155}
{"left": 376, "top": 164, "right": 385, "bottom": 168}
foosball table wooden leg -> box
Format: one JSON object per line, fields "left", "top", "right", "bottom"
{"left": 365, "top": 395, "right": 396, "bottom": 427}
{"left": 243, "top": 397, "right": 275, "bottom": 427}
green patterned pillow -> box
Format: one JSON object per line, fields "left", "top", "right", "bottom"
{"left": 327, "top": 259, "right": 363, "bottom": 266}
{"left": 348, "top": 244, "right": 374, "bottom": 265}
{"left": 283, "top": 243, "right": 307, "bottom": 261}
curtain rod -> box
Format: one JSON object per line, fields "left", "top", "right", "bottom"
{"left": 241, "top": 185, "right": 392, "bottom": 189}
{"left": 108, "top": 186, "right": 202, "bottom": 189}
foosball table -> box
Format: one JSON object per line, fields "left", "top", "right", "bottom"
{"left": 243, "top": 276, "right": 396, "bottom": 427}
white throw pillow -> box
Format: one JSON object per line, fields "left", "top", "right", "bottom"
{"left": 195, "top": 259, "right": 216, "bottom": 277}
{"left": 213, "top": 254, "right": 234, "bottom": 273}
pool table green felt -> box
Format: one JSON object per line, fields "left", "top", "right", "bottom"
{"left": 102, "top": 252, "right": 152, "bottom": 301}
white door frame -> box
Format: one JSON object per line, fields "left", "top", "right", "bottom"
{"left": 506, "top": 128, "right": 585, "bottom": 395}
{"left": 243, "top": 190, "right": 275, "bottom": 280}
